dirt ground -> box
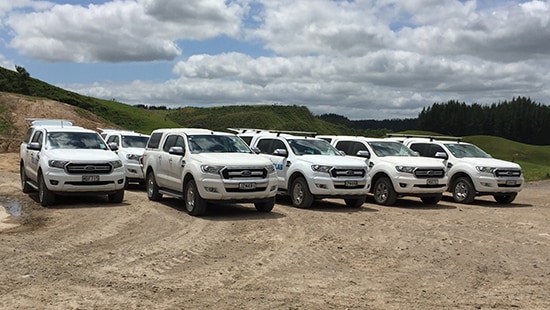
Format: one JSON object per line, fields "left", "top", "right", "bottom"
{"left": 1, "top": 152, "right": 549, "bottom": 310}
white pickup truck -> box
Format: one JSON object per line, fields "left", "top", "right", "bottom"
{"left": 19, "top": 119, "right": 126, "bottom": 206}
{"left": 100, "top": 129, "right": 150, "bottom": 187}
{"left": 318, "top": 135, "right": 448, "bottom": 205}
{"left": 399, "top": 135, "right": 523, "bottom": 204}
{"left": 141, "top": 128, "right": 278, "bottom": 216}
{"left": 234, "top": 129, "right": 371, "bottom": 209}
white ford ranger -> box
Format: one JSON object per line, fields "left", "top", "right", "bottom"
{"left": 318, "top": 136, "right": 448, "bottom": 205}
{"left": 234, "top": 129, "right": 371, "bottom": 209}
{"left": 400, "top": 135, "right": 524, "bottom": 204}
{"left": 20, "top": 119, "right": 125, "bottom": 206}
{"left": 141, "top": 128, "right": 278, "bottom": 216}
{"left": 100, "top": 129, "right": 150, "bottom": 187}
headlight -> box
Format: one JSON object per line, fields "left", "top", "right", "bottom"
{"left": 48, "top": 160, "right": 68, "bottom": 169}
{"left": 110, "top": 160, "right": 123, "bottom": 168}
{"left": 201, "top": 164, "right": 223, "bottom": 174}
{"left": 266, "top": 164, "right": 276, "bottom": 174}
{"left": 476, "top": 166, "right": 496, "bottom": 174}
{"left": 311, "top": 165, "right": 332, "bottom": 173}
{"left": 396, "top": 166, "right": 415, "bottom": 173}
{"left": 126, "top": 154, "right": 141, "bottom": 161}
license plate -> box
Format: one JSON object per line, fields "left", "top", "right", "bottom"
{"left": 82, "top": 175, "right": 99, "bottom": 182}
{"left": 345, "top": 180, "right": 358, "bottom": 187}
{"left": 506, "top": 180, "right": 517, "bottom": 185}
{"left": 239, "top": 183, "right": 256, "bottom": 190}
{"left": 427, "top": 179, "right": 439, "bottom": 185}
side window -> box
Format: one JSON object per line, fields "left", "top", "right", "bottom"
{"left": 24, "top": 128, "right": 34, "bottom": 143}
{"left": 351, "top": 142, "right": 368, "bottom": 155}
{"left": 410, "top": 143, "right": 445, "bottom": 157}
{"left": 428, "top": 144, "right": 445, "bottom": 157}
{"left": 31, "top": 131, "right": 43, "bottom": 148}
{"left": 335, "top": 141, "right": 351, "bottom": 155}
{"left": 256, "top": 139, "right": 273, "bottom": 154}
{"left": 107, "top": 135, "right": 119, "bottom": 145}
{"left": 272, "top": 139, "right": 286, "bottom": 153}
{"left": 162, "top": 135, "right": 178, "bottom": 152}
{"left": 147, "top": 132, "right": 163, "bottom": 149}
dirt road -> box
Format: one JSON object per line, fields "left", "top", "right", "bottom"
{"left": 1, "top": 152, "right": 549, "bottom": 309}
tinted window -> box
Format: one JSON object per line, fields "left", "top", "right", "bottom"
{"left": 335, "top": 141, "right": 352, "bottom": 154}
{"left": 162, "top": 135, "right": 179, "bottom": 152}
{"left": 410, "top": 143, "right": 445, "bottom": 157}
{"left": 147, "top": 132, "right": 163, "bottom": 149}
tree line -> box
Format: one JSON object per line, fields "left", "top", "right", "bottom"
{"left": 417, "top": 97, "right": 550, "bottom": 145}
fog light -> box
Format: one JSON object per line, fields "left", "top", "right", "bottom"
{"left": 316, "top": 183, "right": 328, "bottom": 189}
{"left": 270, "top": 185, "right": 277, "bottom": 191}
{"left": 399, "top": 183, "right": 407, "bottom": 188}
{"left": 128, "top": 169, "right": 137, "bottom": 173}
{"left": 481, "top": 182, "right": 492, "bottom": 187}
{"left": 50, "top": 180, "right": 59, "bottom": 185}
{"left": 118, "top": 179, "right": 124, "bottom": 184}
{"left": 205, "top": 187, "right": 218, "bottom": 193}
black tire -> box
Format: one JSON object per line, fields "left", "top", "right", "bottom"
{"left": 38, "top": 173, "right": 55, "bottom": 207}
{"left": 108, "top": 189, "right": 125, "bottom": 203}
{"left": 345, "top": 196, "right": 366, "bottom": 208}
{"left": 184, "top": 180, "right": 207, "bottom": 216}
{"left": 421, "top": 194, "right": 442, "bottom": 205}
{"left": 373, "top": 177, "right": 397, "bottom": 206}
{"left": 494, "top": 193, "right": 517, "bottom": 204}
{"left": 20, "top": 163, "right": 33, "bottom": 193}
{"left": 146, "top": 171, "right": 162, "bottom": 201}
{"left": 452, "top": 177, "right": 475, "bottom": 204}
{"left": 254, "top": 197, "right": 275, "bottom": 212}
{"left": 290, "top": 177, "right": 313, "bottom": 208}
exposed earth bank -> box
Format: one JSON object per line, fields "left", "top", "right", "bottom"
{"left": 1, "top": 152, "right": 549, "bottom": 309}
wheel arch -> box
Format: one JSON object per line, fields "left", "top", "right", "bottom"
{"left": 370, "top": 171, "right": 391, "bottom": 193}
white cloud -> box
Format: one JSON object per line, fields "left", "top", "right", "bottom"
{"left": 6, "top": 0, "right": 245, "bottom": 62}
{"left": 3, "top": 0, "right": 550, "bottom": 120}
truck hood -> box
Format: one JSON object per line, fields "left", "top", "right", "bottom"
{"left": 299, "top": 155, "right": 369, "bottom": 168}
{"left": 375, "top": 156, "right": 446, "bottom": 168}
{"left": 192, "top": 153, "right": 273, "bottom": 167}
{"left": 120, "top": 147, "right": 145, "bottom": 155}
{"left": 452, "top": 157, "right": 522, "bottom": 169}
{"left": 47, "top": 149, "right": 120, "bottom": 162}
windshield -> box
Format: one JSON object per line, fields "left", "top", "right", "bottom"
{"left": 47, "top": 132, "right": 109, "bottom": 150}
{"left": 444, "top": 143, "right": 491, "bottom": 158}
{"left": 368, "top": 141, "right": 417, "bottom": 157}
{"left": 188, "top": 135, "right": 252, "bottom": 154}
{"left": 122, "top": 135, "right": 149, "bottom": 148}
{"left": 288, "top": 139, "right": 342, "bottom": 156}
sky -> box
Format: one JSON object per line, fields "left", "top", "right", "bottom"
{"left": 1, "top": 0, "right": 550, "bottom": 120}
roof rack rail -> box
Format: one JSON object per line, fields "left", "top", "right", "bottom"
{"left": 386, "top": 133, "right": 462, "bottom": 142}
{"left": 227, "top": 128, "right": 317, "bottom": 137}
{"left": 25, "top": 118, "right": 73, "bottom": 127}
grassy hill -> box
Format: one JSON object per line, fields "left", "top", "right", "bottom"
{"left": 1, "top": 65, "right": 549, "bottom": 181}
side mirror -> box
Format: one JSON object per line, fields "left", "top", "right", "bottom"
{"left": 356, "top": 150, "right": 371, "bottom": 159}
{"left": 273, "top": 148, "right": 288, "bottom": 157}
{"left": 435, "top": 152, "right": 448, "bottom": 159}
{"left": 109, "top": 142, "right": 119, "bottom": 151}
{"left": 27, "top": 142, "right": 41, "bottom": 151}
{"left": 251, "top": 147, "right": 261, "bottom": 154}
{"left": 168, "top": 146, "right": 185, "bottom": 155}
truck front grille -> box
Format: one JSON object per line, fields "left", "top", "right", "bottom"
{"left": 495, "top": 169, "right": 522, "bottom": 178}
{"left": 414, "top": 168, "right": 445, "bottom": 179}
{"left": 330, "top": 168, "right": 366, "bottom": 178}
{"left": 66, "top": 163, "right": 113, "bottom": 174}
{"left": 221, "top": 167, "right": 267, "bottom": 179}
